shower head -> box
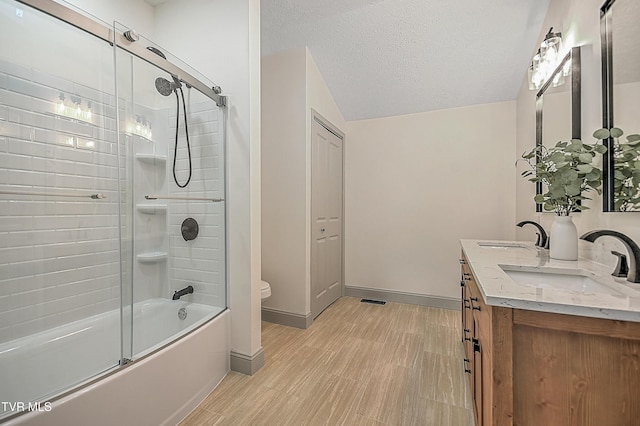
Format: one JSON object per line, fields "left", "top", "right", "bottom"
{"left": 155, "top": 77, "right": 178, "bottom": 96}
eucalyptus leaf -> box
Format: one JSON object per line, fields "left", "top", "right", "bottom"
{"left": 566, "top": 184, "right": 581, "bottom": 196}
{"left": 578, "top": 153, "right": 594, "bottom": 163}
{"left": 610, "top": 127, "right": 624, "bottom": 138}
{"left": 550, "top": 152, "right": 566, "bottom": 164}
{"left": 577, "top": 163, "right": 593, "bottom": 171}
{"left": 594, "top": 144, "right": 608, "bottom": 154}
{"left": 593, "top": 128, "right": 610, "bottom": 139}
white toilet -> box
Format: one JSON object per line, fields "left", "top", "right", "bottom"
{"left": 260, "top": 280, "right": 271, "bottom": 300}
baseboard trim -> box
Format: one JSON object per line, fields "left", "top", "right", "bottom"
{"left": 261, "top": 307, "right": 313, "bottom": 329}
{"left": 344, "top": 285, "right": 459, "bottom": 310}
{"left": 230, "top": 348, "right": 264, "bottom": 376}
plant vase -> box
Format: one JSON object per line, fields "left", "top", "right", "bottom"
{"left": 549, "top": 215, "right": 578, "bottom": 261}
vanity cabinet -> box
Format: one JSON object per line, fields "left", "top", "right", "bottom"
{"left": 460, "top": 254, "right": 512, "bottom": 426}
{"left": 460, "top": 251, "right": 640, "bottom": 426}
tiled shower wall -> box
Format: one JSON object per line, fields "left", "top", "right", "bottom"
{"left": 0, "top": 59, "right": 121, "bottom": 343}
{"left": 167, "top": 100, "right": 225, "bottom": 308}
{"left": 0, "top": 59, "right": 227, "bottom": 344}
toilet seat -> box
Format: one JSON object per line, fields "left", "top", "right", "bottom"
{"left": 260, "top": 280, "right": 271, "bottom": 299}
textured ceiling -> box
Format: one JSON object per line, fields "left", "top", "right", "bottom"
{"left": 261, "top": 0, "right": 550, "bottom": 121}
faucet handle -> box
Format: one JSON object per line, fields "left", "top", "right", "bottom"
{"left": 611, "top": 250, "right": 629, "bottom": 278}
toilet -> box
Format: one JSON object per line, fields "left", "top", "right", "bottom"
{"left": 260, "top": 280, "right": 271, "bottom": 300}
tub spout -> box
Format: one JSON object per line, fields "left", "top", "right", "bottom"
{"left": 172, "top": 285, "right": 194, "bottom": 300}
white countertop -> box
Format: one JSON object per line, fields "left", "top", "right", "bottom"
{"left": 461, "top": 239, "right": 640, "bottom": 322}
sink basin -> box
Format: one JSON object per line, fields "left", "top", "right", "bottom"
{"left": 477, "top": 242, "right": 527, "bottom": 249}
{"left": 500, "top": 265, "right": 626, "bottom": 295}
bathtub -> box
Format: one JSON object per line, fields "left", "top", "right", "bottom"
{"left": 1, "top": 299, "right": 230, "bottom": 425}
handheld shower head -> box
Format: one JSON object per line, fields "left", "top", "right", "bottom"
{"left": 155, "top": 77, "right": 177, "bottom": 96}
{"left": 147, "top": 45, "right": 192, "bottom": 188}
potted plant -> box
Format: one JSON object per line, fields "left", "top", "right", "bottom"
{"left": 519, "top": 132, "right": 607, "bottom": 260}
{"left": 594, "top": 127, "right": 640, "bottom": 211}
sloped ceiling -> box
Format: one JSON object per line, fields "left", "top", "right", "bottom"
{"left": 261, "top": 0, "right": 550, "bottom": 121}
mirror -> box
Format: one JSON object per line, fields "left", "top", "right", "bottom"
{"left": 535, "top": 47, "right": 582, "bottom": 212}
{"left": 601, "top": 0, "right": 640, "bottom": 212}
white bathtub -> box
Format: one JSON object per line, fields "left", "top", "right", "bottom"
{"left": 1, "top": 299, "right": 230, "bottom": 425}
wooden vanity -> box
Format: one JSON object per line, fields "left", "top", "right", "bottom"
{"left": 460, "top": 242, "right": 640, "bottom": 426}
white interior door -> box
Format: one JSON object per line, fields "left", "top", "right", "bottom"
{"left": 311, "top": 117, "right": 343, "bottom": 319}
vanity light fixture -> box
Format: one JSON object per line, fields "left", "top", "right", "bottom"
{"left": 528, "top": 27, "right": 565, "bottom": 91}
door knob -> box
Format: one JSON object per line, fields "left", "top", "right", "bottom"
{"left": 320, "top": 227, "right": 326, "bottom": 233}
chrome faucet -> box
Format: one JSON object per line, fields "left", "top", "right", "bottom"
{"left": 580, "top": 230, "right": 640, "bottom": 284}
{"left": 516, "top": 220, "right": 549, "bottom": 249}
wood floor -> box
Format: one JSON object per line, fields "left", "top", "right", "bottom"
{"left": 180, "top": 297, "right": 474, "bottom": 426}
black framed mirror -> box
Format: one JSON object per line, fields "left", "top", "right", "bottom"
{"left": 601, "top": 0, "right": 640, "bottom": 212}
{"left": 535, "top": 46, "right": 582, "bottom": 212}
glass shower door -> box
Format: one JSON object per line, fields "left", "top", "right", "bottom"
{"left": 114, "top": 27, "right": 227, "bottom": 359}
{"left": 0, "top": 0, "right": 122, "bottom": 414}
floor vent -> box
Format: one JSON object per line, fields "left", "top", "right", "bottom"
{"left": 360, "top": 298, "right": 386, "bottom": 305}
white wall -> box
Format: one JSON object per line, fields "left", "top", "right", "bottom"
{"left": 153, "top": 0, "right": 262, "bottom": 361}
{"left": 261, "top": 48, "right": 307, "bottom": 315}
{"left": 515, "top": 0, "right": 640, "bottom": 267}
{"left": 55, "top": 0, "right": 155, "bottom": 36}
{"left": 261, "top": 47, "right": 346, "bottom": 317}
{"left": 345, "top": 102, "right": 516, "bottom": 300}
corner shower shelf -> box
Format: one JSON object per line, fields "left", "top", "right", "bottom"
{"left": 135, "top": 153, "right": 167, "bottom": 165}
{"left": 136, "top": 252, "right": 167, "bottom": 264}
{"left": 136, "top": 203, "right": 168, "bottom": 214}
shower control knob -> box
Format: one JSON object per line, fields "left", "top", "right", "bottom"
{"left": 123, "top": 29, "right": 139, "bottom": 42}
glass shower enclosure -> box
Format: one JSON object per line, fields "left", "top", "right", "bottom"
{"left": 0, "top": 0, "right": 227, "bottom": 419}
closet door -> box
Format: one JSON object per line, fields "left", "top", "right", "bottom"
{"left": 311, "top": 117, "right": 343, "bottom": 319}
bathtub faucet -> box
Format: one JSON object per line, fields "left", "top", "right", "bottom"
{"left": 172, "top": 285, "right": 194, "bottom": 300}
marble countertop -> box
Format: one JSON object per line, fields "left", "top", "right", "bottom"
{"left": 460, "top": 239, "right": 640, "bottom": 322}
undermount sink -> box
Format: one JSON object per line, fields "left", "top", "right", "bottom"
{"left": 500, "top": 265, "right": 626, "bottom": 295}
{"left": 477, "top": 241, "right": 527, "bottom": 249}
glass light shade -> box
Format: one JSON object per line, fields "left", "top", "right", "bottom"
{"left": 528, "top": 65, "right": 538, "bottom": 90}
{"left": 541, "top": 27, "right": 562, "bottom": 54}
